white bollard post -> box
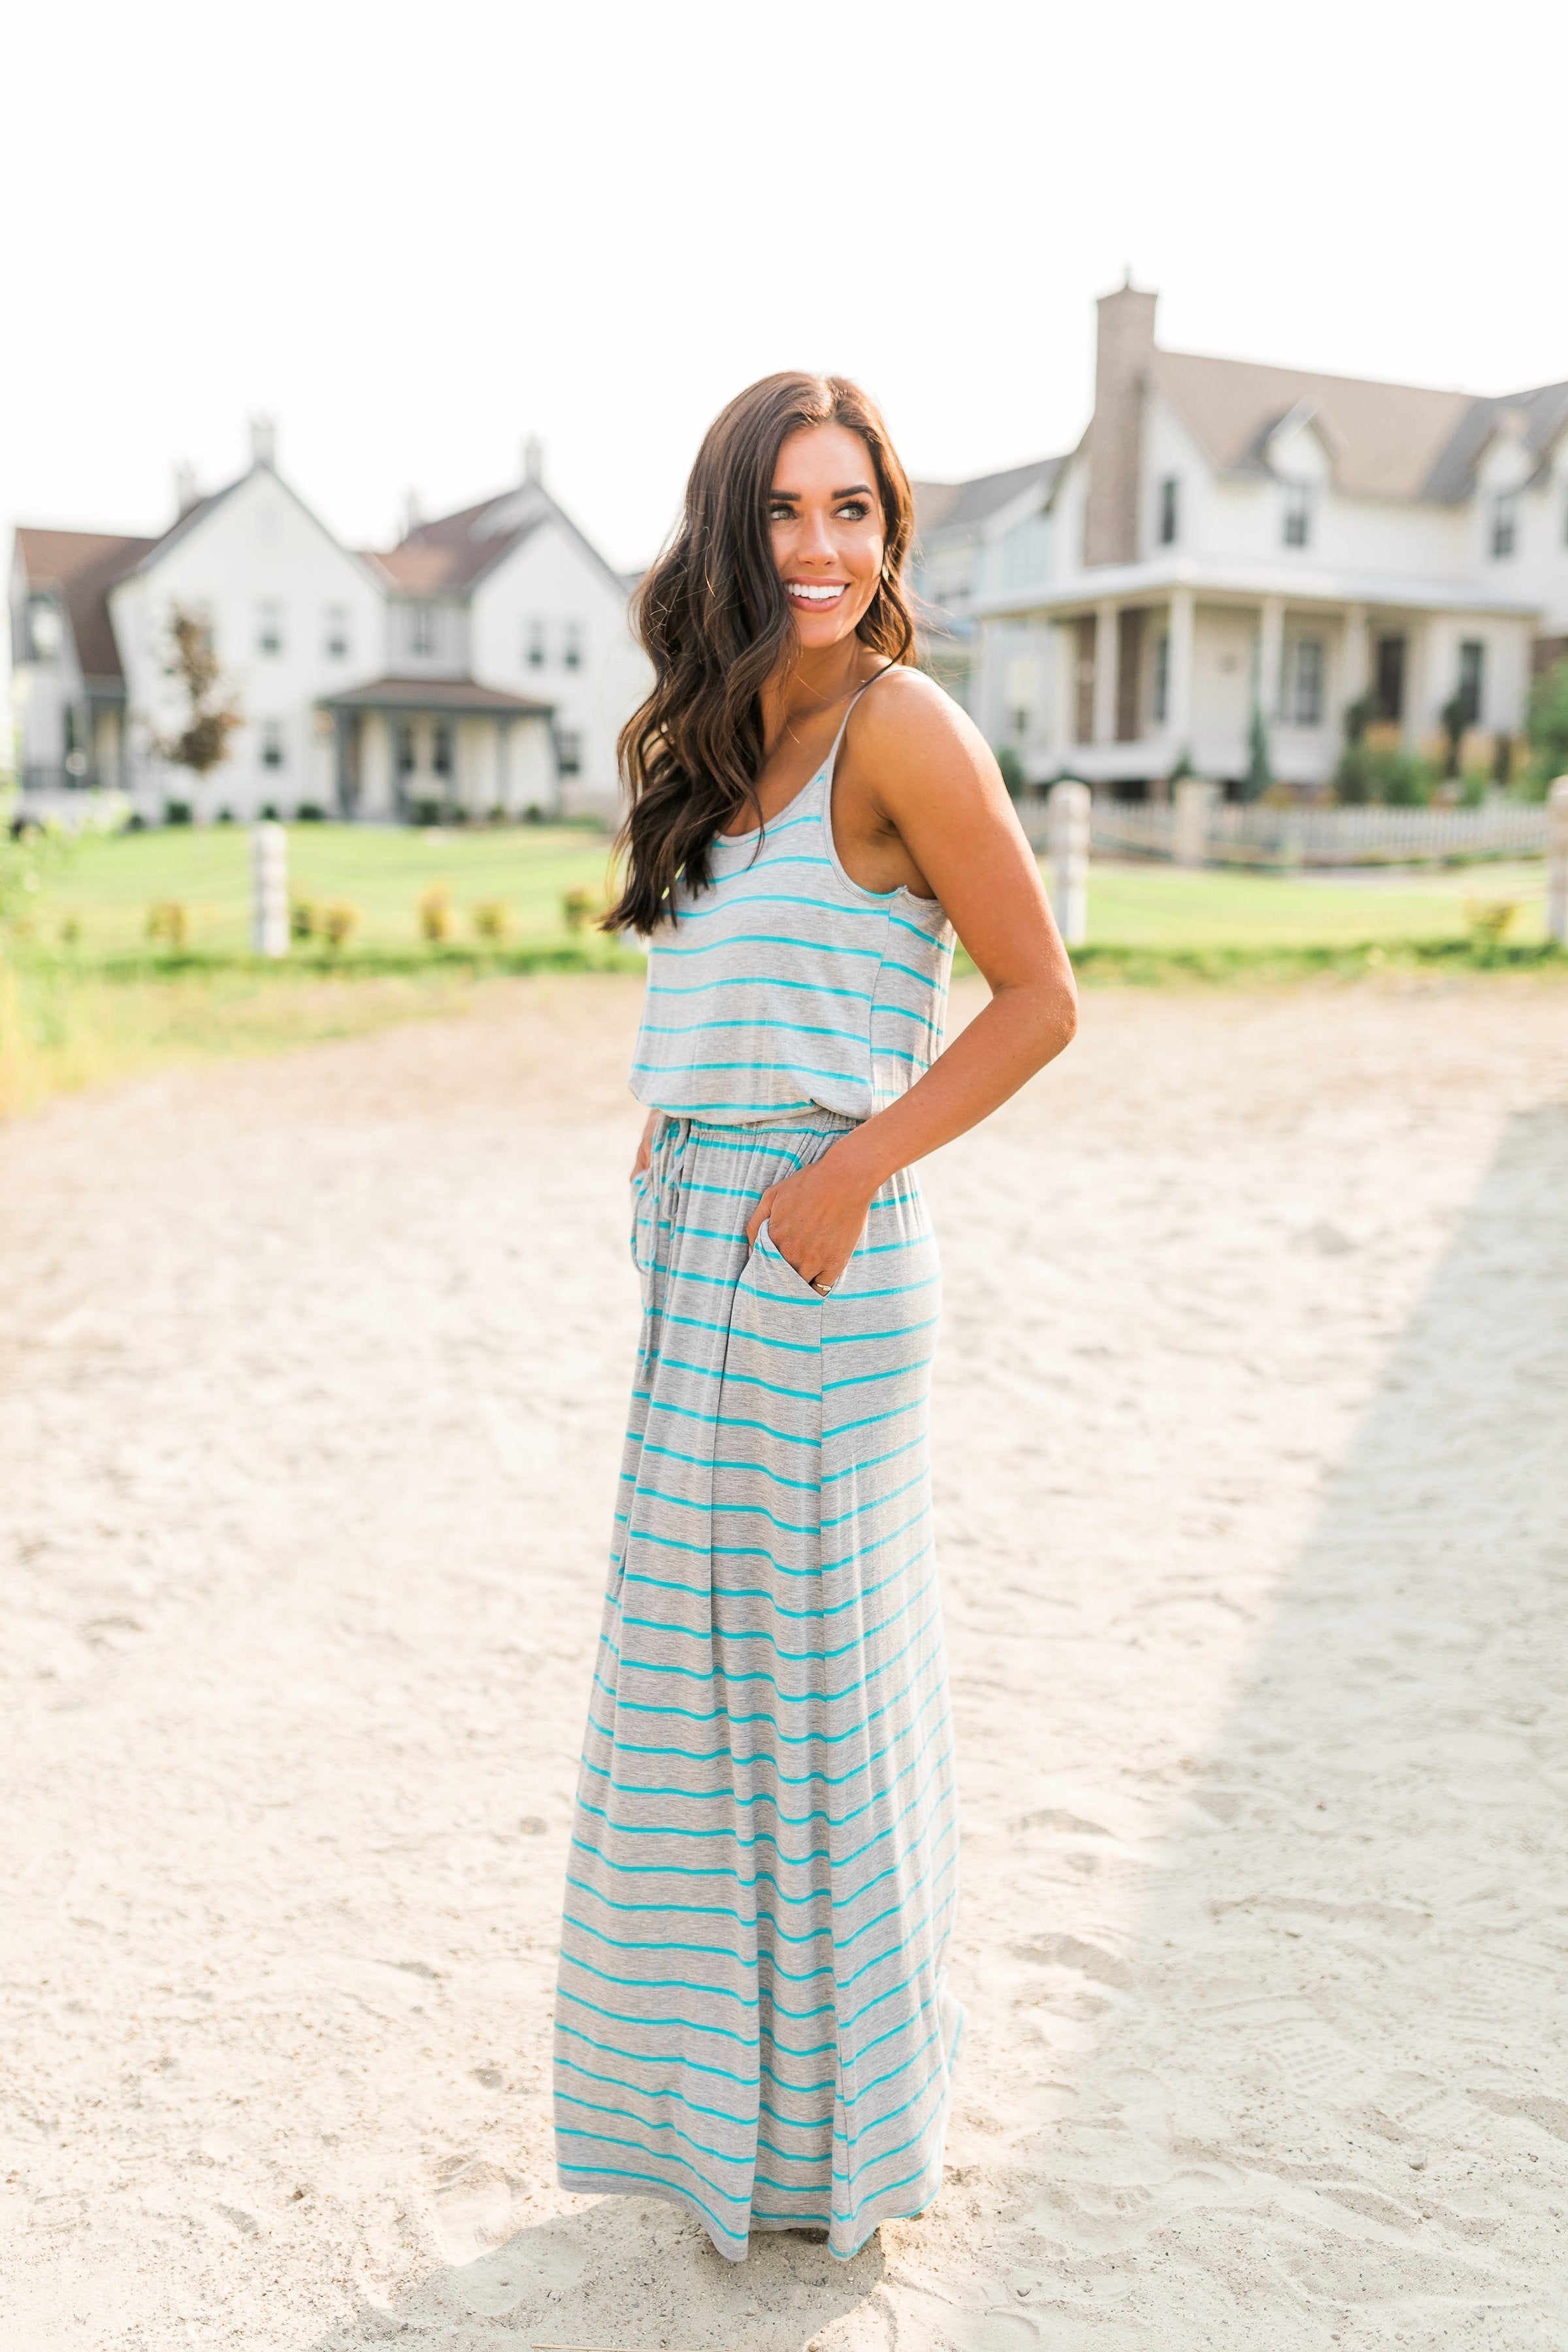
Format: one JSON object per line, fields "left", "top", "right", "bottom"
{"left": 1173, "top": 776, "right": 1219, "bottom": 869}
{"left": 1547, "top": 776, "right": 1568, "bottom": 946}
{"left": 250, "top": 820, "right": 289, "bottom": 958}
{"left": 1048, "top": 777, "right": 1090, "bottom": 948}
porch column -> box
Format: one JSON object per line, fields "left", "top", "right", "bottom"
{"left": 1344, "top": 603, "right": 1370, "bottom": 715}
{"left": 1167, "top": 587, "right": 1195, "bottom": 756}
{"left": 1045, "top": 625, "right": 1071, "bottom": 762}
{"left": 1258, "top": 596, "right": 1284, "bottom": 722}
{"left": 1092, "top": 599, "right": 1119, "bottom": 745}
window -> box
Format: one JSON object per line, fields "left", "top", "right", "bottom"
{"left": 433, "top": 720, "right": 453, "bottom": 777}
{"left": 259, "top": 719, "right": 285, "bottom": 768}
{"left": 397, "top": 721, "right": 416, "bottom": 774}
{"left": 257, "top": 600, "right": 283, "bottom": 655}
{"left": 555, "top": 728, "right": 583, "bottom": 776}
{"left": 563, "top": 621, "right": 583, "bottom": 670}
{"left": 408, "top": 603, "right": 438, "bottom": 657}
{"left": 1490, "top": 490, "right": 1518, "bottom": 559}
{"left": 27, "top": 598, "right": 62, "bottom": 660}
{"left": 1157, "top": 477, "right": 1179, "bottom": 546}
{"left": 1281, "top": 482, "right": 1312, "bottom": 549}
{"left": 1151, "top": 630, "right": 1170, "bottom": 725}
{"left": 1375, "top": 634, "right": 1406, "bottom": 723}
{"left": 1286, "top": 638, "right": 1325, "bottom": 726}
{"left": 525, "top": 618, "right": 546, "bottom": 667}
{"left": 325, "top": 605, "right": 350, "bottom": 659}
{"left": 1457, "top": 639, "right": 1486, "bottom": 727}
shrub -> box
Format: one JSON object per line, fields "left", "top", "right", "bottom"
{"left": 561, "top": 885, "right": 598, "bottom": 932}
{"left": 216, "top": 808, "right": 235, "bottom": 825}
{"left": 1460, "top": 768, "right": 1490, "bottom": 808}
{"left": 992, "top": 745, "right": 1026, "bottom": 798}
{"left": 259, "top": 802, "right": 280, "bottom": 823}
{"left": 1525, "top": 657, "right": 1568, "bottom": 794}
{"left": 59, "top": 915, "right": 81, "bottom": 948}
{"left": 1331, "top": 740, "right": 1435, "bottom": 806}
{"left": 417, "top": 884, "right": 453, "bottom": 943}
{"left": 146, "top": 900, "right": 189, "bottom": 949}
{"left": 523, "top": 804, "right": 545, "bottom": 825}
{"left": 472, "top": 899, "right": 512, "bottom": 941}
{"left": 295, "top": 802, "right": 326, "bottom": 823}
{"left": 163, "top": 800, "right": 193, "bottom": 826}
{"left": 411, "top": 798, "right": 445, "bottom": 828}
{"left": 1465, "top": 898, "right": 1520, "bottom": 948}
{"left": 290, "top": 899, "right": 318, "bottom": 941}
{"left": 321, "top": 902, "right": 359, "bottom": 951}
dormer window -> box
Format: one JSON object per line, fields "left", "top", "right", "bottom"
{"left": 563, "top": 621, "right": 583, "bottom": 670}
{"left": 526, "top": 619, "right": 546, "bottom": 667}
{"left": 1490, "top": 490, "right": 1519, "bottom": 559}
{"left": 258, "top": 600, "right": 283, "bottom": 655}
{"left": 1157, "top": 477, "right": 1179, "bottom": 546}
{"left": 408, "top": 603, "right": 438, "bottom": 657}
{"left": 27, "top": 599, "right": 62, "bottom": 661}
{"left": 1281, "top": 482, "right": 1312, "bottom": 549}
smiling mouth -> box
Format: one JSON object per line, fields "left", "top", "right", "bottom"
{"left": 786, "top": 581, "right": 849, "bottom": 606}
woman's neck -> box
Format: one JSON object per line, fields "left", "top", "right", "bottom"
{"left": 760, "top": 642, "right": 877, "bottom": 753}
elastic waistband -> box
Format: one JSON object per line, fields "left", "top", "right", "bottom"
{"left": 657, "top": 1109, "right": 858, "bottom": 1139}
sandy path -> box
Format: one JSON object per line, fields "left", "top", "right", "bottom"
{"left": 1, "top": 974, "right": 1565, "bottom": 2352}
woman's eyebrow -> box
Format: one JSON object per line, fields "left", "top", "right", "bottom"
{"left": 766, "top": 483, "right": 875, "bottom": 500}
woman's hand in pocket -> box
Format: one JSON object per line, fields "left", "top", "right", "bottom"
{"left": 745, "top": 1151, "right": 874, "bottom": 1294}
{"left": 631, "top": 1111, "right": 657, "bottom": 1181}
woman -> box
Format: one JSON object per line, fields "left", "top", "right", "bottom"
{"left": 553, "top": 372, "right": 1077, "bottom": 2262}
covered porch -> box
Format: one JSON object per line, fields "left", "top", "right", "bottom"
{"left": 318, "top": 676, "right": 558, "bottom": 821}
{"left": 976, "top": 559, "right": 1541, "bottom": 794}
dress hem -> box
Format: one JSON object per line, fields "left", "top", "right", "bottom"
{"left": 555, "top": 2162, "right": 946, "bottom": 2265}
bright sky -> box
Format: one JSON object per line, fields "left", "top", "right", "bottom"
{"left": 5, "top": 0, "right": 1565, "bottom": 698}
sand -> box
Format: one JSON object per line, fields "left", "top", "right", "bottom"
{"left": 1, "top": 972, "right": 1565, "bottom": 2352}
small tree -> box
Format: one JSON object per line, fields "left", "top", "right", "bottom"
{"left": 152, "top": 602, "right": 242, "bottom": 815}
{"left": 1526, "top": 657, "right": 1568, "bottom": 796}
{"left": 992, "top": 745, "right": 1027, "bottom": 798}
{"left": 1243, "top": 706, "right": 1273, "bottom": 800}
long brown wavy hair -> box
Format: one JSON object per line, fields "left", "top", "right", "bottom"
{"left": 604, "top": 372, "right": 917, "bottom": 935}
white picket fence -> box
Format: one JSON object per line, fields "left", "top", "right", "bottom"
{"left": 1017, "top": 794, "right": 1550, "bottom": 868}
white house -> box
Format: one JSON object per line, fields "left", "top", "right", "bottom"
{"left": 10, "top": 424, "right": 645, "bottom": 823}
{"left": 913, "top": 283, "right": 1568, "bottom": 794}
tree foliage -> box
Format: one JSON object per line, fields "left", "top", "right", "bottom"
{"left": 153, "top": 602, "right": 242, "bottom": 781}
{"left": 1526, "top": 657, "right": 1568, "bottom": 794}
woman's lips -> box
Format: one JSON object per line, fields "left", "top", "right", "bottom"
{"left": 786, "top": 581, "right": 849, "bottom": 607}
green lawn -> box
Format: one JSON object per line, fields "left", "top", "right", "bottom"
{"left": 39, "top": 821, "right": 616, "bottom": 958}
{"left": 17, "top": 823, "right": 1556, "bottom": 962}
{"left": 1083, "top": 860, "right": 1548, "bottom": 949}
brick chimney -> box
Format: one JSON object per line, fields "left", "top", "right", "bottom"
{"left": 1083, "top": 276, "right": 1156, "bottom": 567}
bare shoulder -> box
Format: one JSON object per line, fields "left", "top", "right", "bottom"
{"left": 847, "top": 664, "right": 998, "bottom": 790}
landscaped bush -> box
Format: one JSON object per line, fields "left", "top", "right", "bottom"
{"left": 290, "top": 900, "right": 318, "bottom": 941}
{"left": 146, "top": 900, "right": 189, "bottom": 948}
{"left": 1331, "top": 740, "right": 1437, "bottom": 806}
{"left": 1524, "top": 657, "right": 1568, "bottom": 796}
{"left": 294, "top": 803, "right": 327, "bottom": 823}
{"left": 163, "top": 801, "right": 193, "bottom": 826}
{"left": 472, "top": 900, "right": 511, "bottom": 941}
{"left": 320, "top": 903, "right": 359, "bottom": 951}
{"left": 417, "top": 884, "right": 453, "bottom": 943}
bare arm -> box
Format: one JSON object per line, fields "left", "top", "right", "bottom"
{"left": 747, "top": 674, "right": 1077, "bottom": 1286}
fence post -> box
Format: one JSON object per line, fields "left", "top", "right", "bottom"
{"left": 1173, "top": 777, "right": 1218, "bottom": 868}
{"left": 1048, "top": 778, "right": 1090, "bottom": 947}
{"left": 1548, "top": 777, "right": 1568, "bottom": 946}
{"left": 250, "top": 820, "right": 289, "bottom": 958}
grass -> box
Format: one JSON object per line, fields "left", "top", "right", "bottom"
{"left": 33, "top": 820, "right": 617, "bottom": 959}
{"left": 2, "top": 825, "right": 1561, "bottom": 1119}
{"left": 0, "top": 961, "right": 494, "bottom": 1121}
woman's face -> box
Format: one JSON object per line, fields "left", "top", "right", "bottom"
{"left": 767, "top": 422, "right": 885, "bottom": 651}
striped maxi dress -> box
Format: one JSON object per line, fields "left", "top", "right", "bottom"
{"left": 552, "top": 693, "right": 962, "bottom": 2261}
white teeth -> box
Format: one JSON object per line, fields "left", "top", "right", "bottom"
{"left": 788, "top": 583, "right": 845, "bottom": 603}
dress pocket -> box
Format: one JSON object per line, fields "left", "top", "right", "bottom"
{"left": 752, "top": 1219, "right": 828, "bottom": 1305}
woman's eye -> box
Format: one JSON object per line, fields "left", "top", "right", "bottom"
{"left": 836, "top": 500, "right": 870, "bottom": 520}
{"left": 767, "top": 502, "right": 794, "bottom": 522}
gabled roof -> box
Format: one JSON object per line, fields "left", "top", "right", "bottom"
{"left": 14, "top": 527, "right": 158, "bottom": 679}
{"left": 318, "top": 674, "right": 553, "bottom": 715}
{"left": 912, "top": 455, "right": 1066, "bottom": 538}
{"left": 370, "top": 478, "right": 629, "bottom": 602}
{"left": 1154, "top": 348, "right": 1568, "bottom": 504}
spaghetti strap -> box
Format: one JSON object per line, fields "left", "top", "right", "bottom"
{"left": 822, "top": 662, "right": 898, "bottom": 783}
